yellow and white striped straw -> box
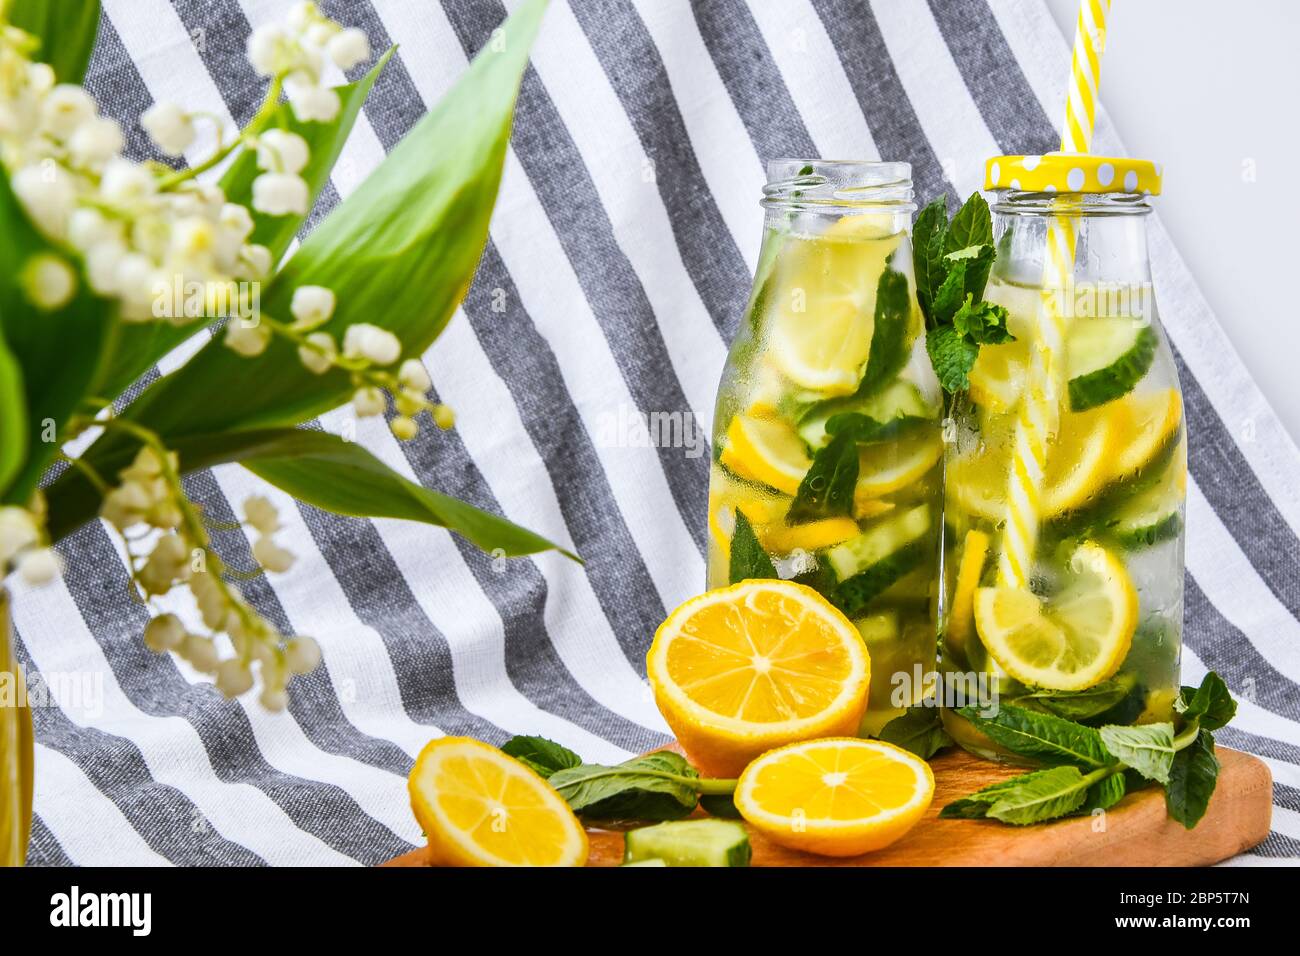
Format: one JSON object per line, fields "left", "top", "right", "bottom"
{"left": 995, "top": 0, "right": 1112, "bottom": 588}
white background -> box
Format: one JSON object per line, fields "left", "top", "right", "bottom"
{"left": 1045, "top": 0, "right": 1300, "bottom": 440}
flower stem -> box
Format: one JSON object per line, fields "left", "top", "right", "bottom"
{"left": 157, "top": 75, "right": 283, "bottom": 190}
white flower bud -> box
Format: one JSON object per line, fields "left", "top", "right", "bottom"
{"left": 216, "top": 658, "right": 254, "bottom": 697}
{"left": 284, "top": 74, "right": 339, "bottom": 122}
{"left": 389, "top": 416, "right": 418, "bottom": 441}
{"left": 287, "top": 2, "right": 319, "bottom": 32}
{"left": 20, "top": 253, "right": 76, "bottom": 310}
{"left": 253, "top": 536, "right": 295, "bottom": 573}
{"left": 298, "top": 331, "right": 336, "bottom": 374}
{"left": 289, "top": 284, "right": 335, "bottom": 329}
{"left": 240, "top": 243, "right": 274, "bottom": 278}
{"left": 240, "top": 497, "right": 276, "bottom": 536}
{"left": 284, "top": 636, "right": 321, "bottom": 675}
{"left": 67, "top": 208, "right": 117, "bottom": 250}
{"left": 255, "top": 128, "right": 310, "bottom": 175}
{"left": 40, "top": 84, "right": 95, "bottom": 138}
{"left": 0, "top": 507, "right": 40, "bottom": 565}
{"left": 352, "top": 386, "right": 384, "bottom": 417}
{"left": 224, "top": 319, "right": 271, "bottom": 357}
{"left": 84, "top": 238, "right": 127, "bottom": 294}
{"left": 11, "top": 163, "right": 75, "bottom": 239}
{"left": 393, "top": 388, "right": 424, "bottom": 417}
{"left": 433, "top": 404, "right": 456, "bottom": 430}
{"left": 143, "top": 614, "right": 186, "bottom": 653}
{"left": 327, "top": 28, "right": 370, "bottom": 70}
{"left": 259, "top": 685, "right": 289, "bottom": 712}
{"left": 140, "top": 101, "right": 195, "bottom": 156}
{"left": 251, "top": 172, "right": 309, "bottom": 216}
{"left": 100, "top": 158, "right": 157, "bottom": 205}
{"left": 182, "top": 633, "right": 221, "bottom": 674}
{"left": 27, "top": 62, "right": 55, "bottom": 95}
{"left": 15, "top": 547, "right": 60, "bottom": 586}
{"left": 68, "top": 115, "right": 124, "bottom": 166}
{"left": 342, "top": 323, "right": 401, "bottom": 366}
{"left": 171, "top": 216, "right": 216, "bottom": 259}
{"left": 397, "top": 358, "right": 432, "bottom": 392}
{"left": 247, "top": 23, "right": 292, "bottom": 76}
{"left": 219, "top": 202, "right": 255, "bottom": 241}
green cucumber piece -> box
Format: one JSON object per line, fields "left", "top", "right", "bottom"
{"left": 1067, "top": 319, "right": 1157, "bottom": 411}
{"left": 796, "top": 381, "right": 934, "bottom": 450}
{"left": 1101, "top": 460, "right": 1184, "bottom": 549}
{"left": 827, "top": 505, "right": 933, "bottom": 615}
{"left": 623, "top": 819, "right": 751, "bottom": 867}
{"left": 620, "top": 858, "right": 668, "bottom": 867}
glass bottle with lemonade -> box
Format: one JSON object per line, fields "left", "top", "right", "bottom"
{"left": 707, "top": 161, "right": 943, "bottom": 736}
{"left": 940, "top": 156, "right": 1185, "bottom": 757}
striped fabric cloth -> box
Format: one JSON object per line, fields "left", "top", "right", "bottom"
{"left": 10, "top": 0, "right": 1298, "bottom": 866}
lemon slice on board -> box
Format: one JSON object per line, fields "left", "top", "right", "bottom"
{"left": 720, "top": 413, "right": 811, "bottom": 497}
{"left": 973, "top": 541, "right": 1138, "bottom": 691}
{"left": 735, "top": 738, "right": 934, "bottom": 857}
{"left": 408, "top": 737, "right": 588, "bottom": 867}
{"left": 647, "top": 580, "right": 871, "bottom": 777}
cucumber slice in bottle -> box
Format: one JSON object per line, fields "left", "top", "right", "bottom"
{"left": 1067, "top": 319, "right": 1157, "bottom": 411}
{"left": 623, "top": 819, "right": 752, "bottom": 867}
{"left": 826, "top": 504, "right": 932, "bottom": 615}
{"left": 796, "top": 380, "right": 934, "bottom": 450}
{"left": 1102, "top": 457, "right": 1185, "bottom": 549}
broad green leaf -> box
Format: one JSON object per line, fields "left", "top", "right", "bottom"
{"left": 45, "top": 426, "right": 576, "bottom": 560}
{"left": 0, "top": 325, "right": 26, "bottom": 495}
{"left": 9, "top": 0, "right": 101, "bottom": 83}
{"left": 1080, "top": 771, "right": 1126, "bottom": 813}
{"left": 788, "top": 429, "right": 858, "bottom": 523}
{"left": 1099, "top": 722, "right": 1175, "bottom": 785}
{"left": 549, "top": 751, "right": 701, "bottom": 823}
{"left": 729, "top": 510, "right": 777, "bottom": 583}
{"left": 94, "top": 51, "right": 395, "bottom": 404}
{"left": 940, "top": 768, "right": 1061, "bottom": 820}
{"left": 1165, "top": 729, "right": 1219, "bottom": 829}
{"left": 985, "top": 765, "right": 1091, "bottom": 825}
{"left": 1018, "top": 679, "right": 1130, "bottom": 723}
{"left": 957, "top": 704, "right": 1112, "bottom": 769}
{"left": 73, "top": 0, "right": 548, "bottom": 480}
{"left": 0, "top": 170, "right": 116, "bottom": 505}
{"left": 0, "top": 590, "right": 34, "bottom": 866}
{"left": 878, "top": 705, "right": 952, "bottom": 760}
{"left": 1176, "top": 672, "right": 1236, "bottom": 731}
{"left": 500, "top": 735, "right": 583, "bottom": 779}
{"left": 944, "top": 192, "right": 993, "bottom": 258}
{"left": 911, "top": 197, "right": 947, "bottom": 325}
{"left": 853, "top": 266, "right": 913, "bottom": 398}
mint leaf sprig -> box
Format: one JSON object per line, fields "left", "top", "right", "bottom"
{"left": 500, "top": 737, "right": 737, "bottom": 825}
{"left": 913, "top": 192, "right": 1014, "bottom": 393}
{"left": 942, "top": 672, "right": 1237, "bottom": 828}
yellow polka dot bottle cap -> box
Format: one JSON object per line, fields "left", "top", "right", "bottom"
{"left": 985, "top": 154, "right": 1162, "bottom": 195}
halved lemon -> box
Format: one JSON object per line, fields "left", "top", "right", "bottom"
{"left": 766, "top": 230, "right": 901, "bottom": 394}
{"left": 647, "top": 580, "right": 871, "bottom": 777}
{"left": 408, "top": 737, "right": 588, "bottom": 867}
{"left": 735, "top": 738, "right": 934, "bottom": 857}
{"left": 945, "top": 529, "right": 990, "bottom": 657}
{"left": 1110, "top": 388, "right": 1182, "bottom": 479}
{"left": 853, "top": 431, "right": 944, "bottom": 501}
{"left": 720, "top": 414, "right": 811, "bottom": 496}
{"left": 973, "top": 541, "right": 1138, "bottom": 690}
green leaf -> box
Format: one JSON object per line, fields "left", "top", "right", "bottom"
{"left": 549, "top": 751, "right": 702, "bottom": 823}
{"left": 698, "top": 793, "right": 743, "bottom": 819}
{"left": 957, "top": 704, "right": 1112, "bottom": 769}
{"left": 95, "top": 50, "right": 396, "bottom": 405}
{"left": 63, "top": 0, "right": 549, "bottom": 493}
{"left": 985, "top": 765, "right": 1092, "bottom": 825}
{"left": 1176, "top": 672, "right": 1236, "bottom": 731}
{"left": 925, "top": 325, "right": 979, "bottom": 393}
{"left": 1165, "top": 729, "right": 1219, "bottom": 829}
{"left": 911, "top": 197, "right": 947, "bottom": 325}
{"left": 0, "top": 324, "right": 26, "bottom": 496}
{"left": 0, "top": 170, "right": 116, "bottom": 505}
{"left": 854, "top": 267, "right": 913, "bottom": 398}
{"left": 1080, "top": 770, "right": 1126, "bottom": 814}
{"left": 940, "top": 773, "right": 1034, "bottom": 819}
{"left": 930, "top": 259, "right": 968, "bottom": 326}
{"left": 953, "top": 298, "right": 1013, "bottom": 345}
{"left": 47, "top": 427, "right": 575, "bottom": 559}
{"left": 1099, "top": 722, "right": 1175, "bottom": 785}
{"left": 729, "top": 509, "right": 776, "bottom": 583}
{"left": 9, "top": 0, "right": 102, "bottom": 83}
{"left": 944, "top": 192, "right": 993, "bottom": 259}
{"left": 877, "top": 705, "right": 953, "bottom": 759}
{"left": 1018, "top": 680, "right": 1130, "bottom": 722}
{"left": 500, "top": 735, "right": 583, "bottom": 779}
{"left": 788, "top": 429, "right": 858, "bottom": 523}
{"left": 946, "top": 243, "right": 995, "bottom": 305}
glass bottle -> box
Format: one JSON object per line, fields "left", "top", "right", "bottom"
{"left": 707, "top": 160, "right": 943, "bottom": 736}
{"left": 940, "top": 156, "right": 1184, "bottom": 758}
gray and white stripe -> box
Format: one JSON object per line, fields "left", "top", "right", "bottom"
{"left": 14, "top": 0, "right": 1298, "bottom": 864}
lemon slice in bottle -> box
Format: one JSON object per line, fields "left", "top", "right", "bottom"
{"left": 720, "top": 413, "right": 811, "bottom": 496}
{"left": 973, "top": 541, "right": 1138, "bottom": 691}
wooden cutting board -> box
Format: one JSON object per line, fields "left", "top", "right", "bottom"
{"left": 385, "top": 745, "right": 1272, "bottom": 867}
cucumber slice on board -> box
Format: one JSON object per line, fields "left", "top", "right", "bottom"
{"left": 1067, "top": 319, "right": 1157, "bottom": 411}
{"left": 827, "top": 504, "right": 932, "bottom": 615}
{"left": 796, "top": 380, "right": 935, "bottom": 451}
{"left": 623, "top": 819, "right": 752, "bottom": 867}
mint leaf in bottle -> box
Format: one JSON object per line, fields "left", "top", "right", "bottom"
{"left": 729, "top": 509, "right": 777, "bottom": 583}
